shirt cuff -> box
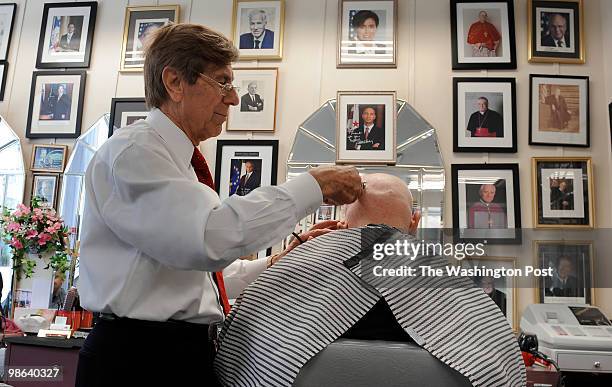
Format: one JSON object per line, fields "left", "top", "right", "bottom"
{"left": 281, "top": 172, "right": 323, "bottom": 219}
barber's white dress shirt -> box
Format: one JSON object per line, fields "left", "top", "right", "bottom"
{"left": 79, "top": 108, "right": 322, "bottom": 324}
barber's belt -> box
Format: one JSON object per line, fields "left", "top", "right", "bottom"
{"left": 99, "top": 313, "right": 221, "bottom": 347}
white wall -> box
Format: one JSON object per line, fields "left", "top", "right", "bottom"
{"left": 1, "top": 0, "right": 611, "bottom": 316}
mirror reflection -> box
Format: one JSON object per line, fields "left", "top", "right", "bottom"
{"left": 288, "top": 99, "right": 444, "bottom": 234}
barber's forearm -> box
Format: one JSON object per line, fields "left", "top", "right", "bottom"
{"left": 202, "top": 173, "right": 322, "bottom": 269}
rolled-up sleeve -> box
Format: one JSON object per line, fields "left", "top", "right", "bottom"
{"left": 98, "top": 143, "right": 322, "bottom": 272}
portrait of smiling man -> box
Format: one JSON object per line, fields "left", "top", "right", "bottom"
{"left": 239, "top": 9, "right": 275, "bottom": 49}
{"left": 541, "top": 12, "right": 571, "bottom": 49}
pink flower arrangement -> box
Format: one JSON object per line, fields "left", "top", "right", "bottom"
{"left": 1, "top": 197, "right": 70, "bottom": 278}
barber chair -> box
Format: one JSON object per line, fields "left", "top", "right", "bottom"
{"left": 294, "top": 338, "right": 473, "bottom": 387}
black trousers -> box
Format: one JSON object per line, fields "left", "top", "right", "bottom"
{"left": 75, "top": 317, "right": 221, "bottom": 386}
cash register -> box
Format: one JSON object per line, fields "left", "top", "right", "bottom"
{"left": 521, "top": 304, "right": 612, "bottom": 373}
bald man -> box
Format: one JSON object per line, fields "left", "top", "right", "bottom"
{"left": 214, "top": 173, "right": 525, "bottom": 387}
{"left": 542, "top": 13, "right": 570, "bottom": 48}
{"left": 344, "top": 173, "right": 420, "bottom": 232}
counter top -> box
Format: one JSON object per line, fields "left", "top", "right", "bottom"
{"left": 4, "top": 335, "right": 85, "bottom": 349}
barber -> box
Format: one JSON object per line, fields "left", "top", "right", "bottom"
{"left": 75, "top": 23, "right": 363, "bottom": 386}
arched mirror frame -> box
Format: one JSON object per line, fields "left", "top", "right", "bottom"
{"left": 0, "top": 116, "right": 26, "bottom": 317}
{"left": 287, "top": 99, "right": 445, "bottom": 234}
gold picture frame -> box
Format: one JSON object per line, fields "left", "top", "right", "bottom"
{"left": 335, "top": 90, "right": 397, "bottom": 165}
{"left": 533, "top": 240, "right": 595, "bottom": 305}
{"left": 531, "top": 157, "right": 594, "bottom": 228}
{"left": 119, "top": 5, "right": 180, "bottom": 72}
{"left": 458, "top": 256, "right": 519, "bottom": 332}
{"left": 336, "top": 0, "right": 398, "bottom": 68}
{"left": 232, "top": 0, "right": 285, "bottom": 61}
{"left": 527, "top": 0, "right": 585, "bottom": 64}
{"left": 30, "top": 144, "right": 68, "bottom": 173}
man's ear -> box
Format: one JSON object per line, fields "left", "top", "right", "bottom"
{"left": 408, "top": 210, "right": 422, "bottom": 236}
{"left": 161, "top": 66, "right": 184, "bottom": 103}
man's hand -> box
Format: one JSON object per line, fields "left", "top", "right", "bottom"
{"left": 268, "top": 221, "right": 348, "bottom": 267}
{"left": 309, "top": 166, "right": 363, "bottom": 205}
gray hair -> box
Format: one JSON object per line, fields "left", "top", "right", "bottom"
{"left": 248, "top": 9, "right": 268, "bottom": 23}
{"left": 143, "top": 23, "right": 238, "bottom": 108}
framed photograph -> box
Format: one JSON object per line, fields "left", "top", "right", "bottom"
{"left": 452, "top": 163, "right": 521, "bottom": 244}
{"left": 453, "top": 77, "right": 517, "bottom": 152}
{"left": 528, "top": 0, "right": 584, "bottom": 64}
{"left": 535, "top": 241, "right": 593, "bottom": 305}
{"left": 120, "top": 5, "right": 179, "bottom": 72}
{"left": 109, "top": 97, "right": 149, "bottom": 137}
{"left": 529, "top": 74, "right": 589, "bottom": 147}
{"left": 31, "top": 144, "right": 68, "bottom": 173}
{"left": 31, "top": 173, "right": 59, "bottom": 210}
{"left": 532, "top": 157, "right": 593, "bottom": 228}
{"left": 227, "top": 68, "right": 278, "bottom": 132}
{"left": 312, "top": 205, "right": 337, "bottom": 224}
{"left": 0, "top": 3, "right": 16, "bottom": 61}
{"left": 214, "top": 140, "right": 279, "bottom": 201}
{"left": 0, "top": 62, "right": 8, "bottom": 101}
{"left": 232, "top": 0, "right": 284, "bottom": 60}
{"left": 450, "top": 0, "right": 516, "bottom": 70}
{"left": 459, "top": 256, "right": 517, "bottom": 330}
{"left": 35, "top": 2, "right": 97, "bottom": 69}
{"left": 25, "top": 70, "right": 86, "bottom": 139}
{"left": 336, "top": 91, "right": 396, "bottom": 164}
{"left": 337, "top": 0, "right": 397, "bottom": 68}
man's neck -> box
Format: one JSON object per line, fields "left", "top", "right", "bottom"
{"left": 160, "top": 104, "right": 201, "bottom": 146}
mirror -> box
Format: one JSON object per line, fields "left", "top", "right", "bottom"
{"left": 56, "top": 114, "right": 109, "bottom": 304}
{"left": 0, "top": 116, "right": 26, "bottom": 316}
{"left": 287, "top": 99, "right": 445, "bottom": 234}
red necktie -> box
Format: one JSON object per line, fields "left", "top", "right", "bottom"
{"left": 191, "top": 147, "right": 231, "bottom": 316}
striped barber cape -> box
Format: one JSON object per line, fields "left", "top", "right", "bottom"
{"left": 214, "top": 225, "right": 526, "bottom": 387}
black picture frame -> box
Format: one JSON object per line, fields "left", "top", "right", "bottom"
{"left": 108, "top": 97, "right": 148, "bottom": 137}
{"left": 528, "top": 0, "right": 584, "bottom": 64}
{"left": 534, "top": 241, "right": 594, "bottom": 305}
{"left": 0, "top": 3, "right": 17, "bottom": 61}
{"left": 0, "top": 62, "right": 8, "bottom": 101}
{"left": 35, "top": 2, "right": 98, "bottom": 69}
{"left": 532, "top": 157, "right": 593, "bottom": 228}
{"left": 608, "top": 102, "right": 611, "bottom": 151}
{"left": 453, "top": 77, "right": 517, "bottom": 153}
{"left": 26, "top": 70, "right": 87, "bottom": 139}
{"left": 450, "top": 0, "right": 517, "bottom": 70}
{"left": 214, "top": 140, "right": 279, "bottom": 198}
{"left": 528, "top": 74, "right": 589, "bottom": 147}
{"left": 451, "top": 163, "right": 521, "bottom": 244}
{"left": 31, "top": 173, "right": 60, "bottom": 210}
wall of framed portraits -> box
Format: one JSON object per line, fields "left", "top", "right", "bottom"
{"left": 0, "top": 0, "right": 611, "bottom": 319}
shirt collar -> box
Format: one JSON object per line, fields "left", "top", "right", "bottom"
{"left": 146, "top": 108, "right": 195, "bottom": 171}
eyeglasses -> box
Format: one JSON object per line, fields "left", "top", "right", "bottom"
{"left": 198, "top": 72, "right": 238, "bottom": 96}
